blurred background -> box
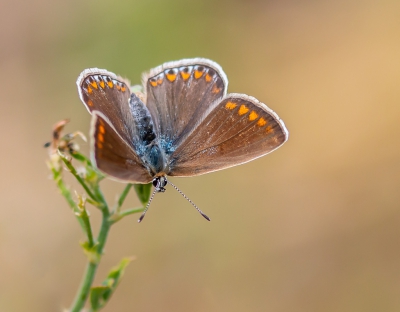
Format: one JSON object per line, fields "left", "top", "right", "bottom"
{"left": 1, "top": 0, "right": 400, "bottom": 311}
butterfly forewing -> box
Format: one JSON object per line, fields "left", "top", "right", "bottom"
{"left": 168, "top": 94, "right": 288, "bottom": 177}
{"left": 143, "top": 58, "right": 227, "bottom": 152}
{"left": 91, "top": 111, "right": 153, "bottom": 183}
{"left": 77, "top": 68, "right": 140, "bottom": 145}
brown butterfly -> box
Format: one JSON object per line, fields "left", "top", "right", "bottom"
{"left": 77, "top": 58, "right": 288, "bottom": 221}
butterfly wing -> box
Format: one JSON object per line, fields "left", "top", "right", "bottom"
{"left": 77, "top": 68, "right": 154, "bottom": 183}
{"left": 90, "top": 111, "right": 153, "bottom": 183}
{"left": 142, "top": 58, "right": 227, "bottom": 153}
{"left": 167, "top": 94, "right": 289, "bottom": 176}
{"left": 77, "top": 68, "right": 141, "bottom": 146}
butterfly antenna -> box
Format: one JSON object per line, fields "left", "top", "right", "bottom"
{"left": 138, "top": 187, "right": 157, "bottom": 223}
{"left": 167, "top": 180, "right": 211, "bottom": 221}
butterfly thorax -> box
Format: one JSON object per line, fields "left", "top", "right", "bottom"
{"left": 129, "top": 93, "right": 167, "bottom": 176}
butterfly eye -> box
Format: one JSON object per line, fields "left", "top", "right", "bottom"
{"left": 152, "top": 176, "right": 167, "bottom": 190}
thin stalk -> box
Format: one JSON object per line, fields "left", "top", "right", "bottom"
{"left": 50, "top": 166, "right": 86, "bottom": 231}
{"left": 109, "top": 207, "right": 145, "bottom": 224}
{"left": 70, "top": 152, "right": 92, "bottom": 166}
{"left": 69, "top": 209, "right": 111, "bottom": 312}
{"left": 60, "top": 155, "right": 99, "bottom": 204}
{"left": 77, "top": 200, "right": 95, "bottom": 248}
{"left": 117, "top": 207, "right": 145, "bottom": 219}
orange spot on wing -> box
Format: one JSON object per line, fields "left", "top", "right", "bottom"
{"left": 212, "top": 85, "right": 221, "bottom": 94}
{"left": 238, "top": 105, "right": 249, "bottom": 116}
{"left": 257, "top": 117, "right": 267, "bottom": 127}
{"left": 266, "top": 125, "right": 274, "bottom": 133}
{"left": 87, "top": 99, "right": 94, "bottom": 107}
{"left": 107, "top": 81, "right": 114, "bottom": 88}
{"left": 225, "top": 101, "right": 237, "bottom": 110}
{"left": 166, "top": 73, "right": 176, "bottom": 82}
{"left": 99, "top": 81, "right": 105, "bottom": 89}
{"left": 121, "top": 85, "right": 126, "bottom": 92}
{"left": 194, "top": 70, "right": 204, "bottom": 79}
{"left": 249, "top": 111, "right": 258, "bottom": 121}
{"left": 157, "top": 78, "right": 163, "bottom": 85}
{"left": 150, "top": 80, "right": 158, "bottom": 87}
{"left": 98, "top": 125, "right": 105, "bottom": 134}
{"left": 116, "top": 84, "right": 121, "bottom": 90}
{"left": 180, "top": 71, "right": 190, "bottom": 80}
{"left": 98, "top": 133, "right": 104, "bottom": 142}
{"left": 97, "top": 142, "right": 103, "bottom": 149}
{"left": 205, "top": 74, "right": 212, "bottom": 82}
{"left": 91, "top": 81, "right": 98, "bottom": 89}
{"left": 87, "top": 86, "right": 93, "bottom": 94}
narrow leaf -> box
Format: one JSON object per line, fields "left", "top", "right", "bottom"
{"left": 134, "top": 183, "right": 152, "bottom": 205}
{"left": 89, "top": 257, "right": 135, "bottom": 310}
{"left": 90, "top": 286, "right": 108, "bottom": 311}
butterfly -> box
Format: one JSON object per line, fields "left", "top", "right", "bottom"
{"left": 77, "top": 58, "right": 288, "bottom": 221}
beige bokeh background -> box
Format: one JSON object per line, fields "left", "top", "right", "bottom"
{"left": 1, "top": 0, "right": 400, "bottom": 311}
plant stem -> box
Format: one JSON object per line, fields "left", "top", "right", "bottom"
{"left": 116, "top": 207, "right": 145, "bottom": 220}
{"left": 69, "top": 209, "right": 111, "bottom": 312}
{"left": 60, "top": 155, "right": 99, "bottom": 204}
{"left": 50, "top": 166, "right": 88, "bottom": 232}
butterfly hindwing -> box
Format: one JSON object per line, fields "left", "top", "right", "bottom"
{"left": 167, "top": 94, "right": 289, "bottom": 177}
{"left": 91, "top": 111, "right": 153, "bottom": 183}
{"left": 143, "top": 58, "right": 227, "bottom": 152}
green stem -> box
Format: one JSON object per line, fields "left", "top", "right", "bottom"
{"left": 70, "top": 152, "right": 92, "bottom": 166}
{"left": 78, "top": 206, "right": 95, "bottom": 248}
{"left": 69, "top": 209, "right": 111, "bottom": 312}
{"left": 117, "top": 207, "right": 145, "bottom": 219}
{"left": 60, "top": 155, "right": 99, "bottom": 204}
{"left": 108, "top": 207, "right": 144, "bottom": 224}
{"left": 51, "top": 167, "right": 86, "bottom": 231}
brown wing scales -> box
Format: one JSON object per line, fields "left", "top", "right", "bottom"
{"left": 77, "top": 68, "right": 135, "bottom": 145}
{"left": 91, "top": 112, "right": 153, "bottom": 183}
{"left": 168, "top": 94, "right": 288, "bottom": 176}
{"left": 143, "top": 59, "right": 227, "bottom": 147}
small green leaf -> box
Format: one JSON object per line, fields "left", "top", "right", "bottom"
{"left": 90, "top": 286, "right": 109, "bottom": 311}
{"left": 89, "top": 257, "right": 135, "bottom": 311}
{"left": 70, "top": 151, "right": 91, "bottom": 165}
{"left": 75, "top": 194, "right": 94, "bottom": 248}
{"left": 134, "top": 183, "right": 152, "bottom": 205}
{"left": 80, "top": 241, "right": 101, "bottom": 264}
